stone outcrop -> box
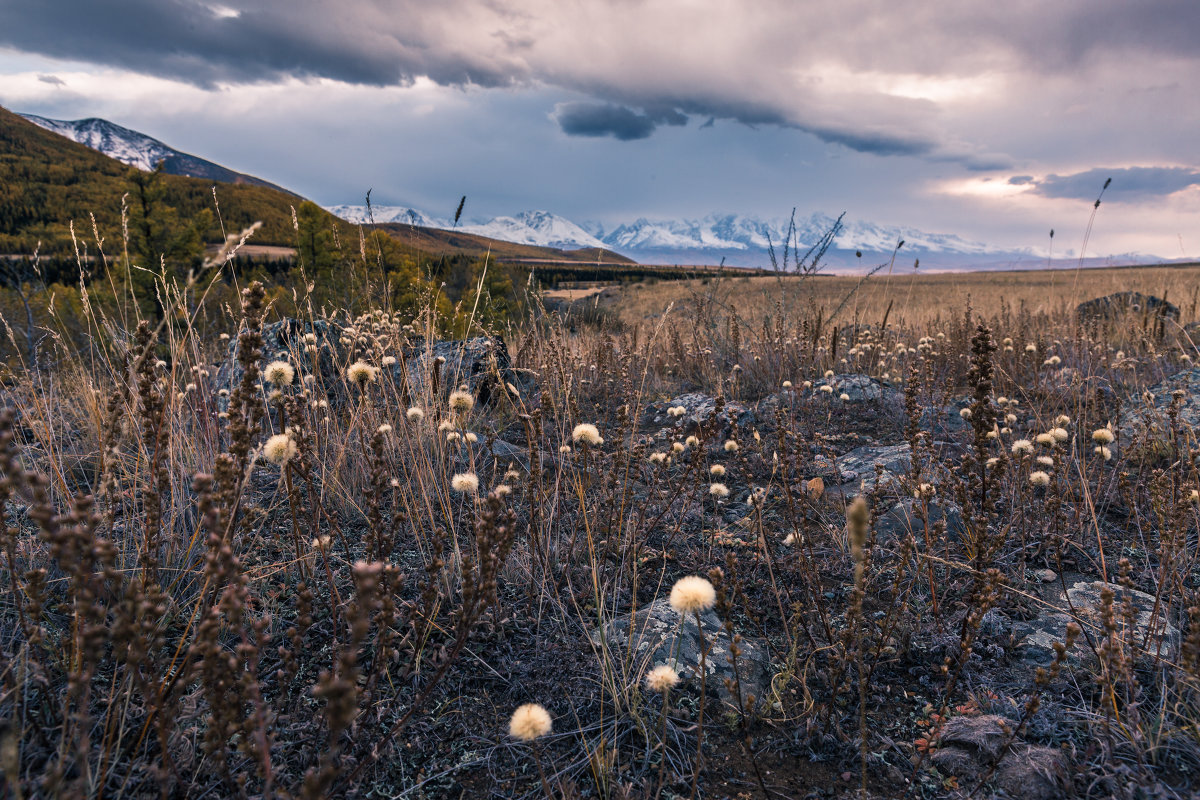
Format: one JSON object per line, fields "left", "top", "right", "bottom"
{"left": 598, "top": 597, "right": 771, "bottom": 709}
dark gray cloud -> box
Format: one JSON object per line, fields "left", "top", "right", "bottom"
{"left": 1, "top": 0, "right": 1195, "bottom": 162}
{"left": 1008, "top": 175, "right": 1035, "bottom": 185}
{"left": 36, "top": 74, "right": 65, "bottom": 86}
{"left": 554, "top": 102, "right": 687, "bottom": 140}
{"left": 1031, "top": 167, "right": 1200, "bottom": 201}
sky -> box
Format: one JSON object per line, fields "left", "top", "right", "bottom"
{"left": 1, "top": 0, "right": 1198, "bottom": 258}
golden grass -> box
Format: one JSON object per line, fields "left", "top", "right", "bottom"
{"left": 610, "top": 263, "right": 1200, "bottom": 330}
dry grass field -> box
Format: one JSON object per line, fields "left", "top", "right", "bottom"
{"left": 607, "top": 263, "right": 1200, "bottom": 331}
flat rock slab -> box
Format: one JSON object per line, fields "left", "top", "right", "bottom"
{"left": 932, "top": 714, "right": 1070, "bottom": 800}
{"left": 1013, "top": 579, "right": 1180, "bottom": 669}
{"left": 597, "top": 597, "right": 771, "bottom": 709}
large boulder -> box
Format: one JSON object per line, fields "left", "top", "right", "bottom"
{"left": 1013, "top": 579, "right": 1180, "bottom": 669}
{"left": 598, "top": 597, "right": 772, "bottom": 709}
{"left": 1076, "top": 291, "right": 1179, "bottom": 323}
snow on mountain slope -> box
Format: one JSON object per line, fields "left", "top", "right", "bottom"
{"left": 23, "top": 113, "right": 175, "bottom": 171}
{"left": 459, "top": 211, "right": 607, "bottom": 250}
{"left": 327, "top": 206, "right": 608, "bottom": 250}
{"left": 325, "top": 204, "right": 450, "bottom": 227}
{"left": 327, "top": 204, "right": 1025, "bottom": 262}
{"left": 19, "top": 113, "right": 287, "bottom": 191}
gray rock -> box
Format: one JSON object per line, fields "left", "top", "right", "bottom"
{"left": 875, "top": 497, "right": 965, "bottom": 543}
{"left": 919, "top": 402, "right": 971, "bottom": 437}
{"left": 597, "top": 597, "right": 771, "bottom": 709}
{"left": 403, "top": 336, "right": 520, "bottom": 406}
{"left": 1077, "top": 291, "right": 1179, "bottom": 323}
{"left": 644, "top": 392, "right": 754, "bottom": 435}
{"left": 1013, "top": 580, "right": 1180, "bottom": 669}
{"left": 215, "top": 318, "right": 524, "bottom": 408}
{"left": 812, "top": 373, "right": 901, "bottom": 404}
{"left": 832, "top": 444, "right": 913, "bottom": 492}
{"left": 215, "top": 318, "right": 347, "bottom": 400}
{"left": 932, "top": 714, "right": 1071, "bottom": 800}
{"left": 1117, "top": 367, "right": 1200, "bottom": 457}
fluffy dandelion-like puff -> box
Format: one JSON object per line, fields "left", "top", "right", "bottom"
{"left": 646, "top": 665, "right": 680, "bottom": 693}
{"left": 346, "top": 361, "right": 378, "bottom": 386}
{"left": 264, "top": 360, "right": 294, "bottom": 386}
{"left": 670, "top": 576, "right": 716, "bottom": 614}
{"left": 571, "top": 423, "right": 603, "bottom": 446}
{"left": 509, "top": 704, "right": 552, "bottom": 741}
{"left": 449, "top": 390, "right": 475, "bottom": 414}
{"left": 451, "top": 472, "right": 479, "bottom": 493}
{"left": 263, "top": 434, "right": 297, "bottom": 466}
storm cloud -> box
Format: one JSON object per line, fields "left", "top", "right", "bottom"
{"left": 1031, "top": 167, "right": 1200, "bottom": 202}
{"left": 553, "top": 103, "right": 686, "bottom": 140}
{"left": 1, "top": 0, "right": 1197, "bottom": 163}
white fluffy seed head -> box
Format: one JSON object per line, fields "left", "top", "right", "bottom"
{"left": 406, "top": 407, "right": 425, "bottom": 423}
{"left": 724, "top": 440, "right": 739, "bottom": 452}
{"left": 451, "top": 472, "right": 479, "bottom": 493}
{"left": 709, "top": 482, "right": 730, "bottom": 498}
{"left": 669, "top": 576, "right": 716, "bottom": 614}
{"left": 1092, "top": 428, "right": 1114, "bottom": 444}
{"left": 449, "top": 390, "right": 475, "bottom": 414}
{"left": 710, "top": 464, "right": 726, "bottom": 477}
{"left": 346, "top": 361, "right": 378, "bottom": 386}
{"left": 1029, "top": 471, "right": 1051, "bottom": 487}
{"left": 264, "top": 360, "right": 294, "bottom": 386}
{"left": 645, "top": 665, "right": 680, "bottom": 693}
{"left": 509, "top": 704, "right": 552, "bottom": 741}
{"left": 263, "top": 434, "right": 297, "bottom": 466}
{"left": 572, "top": 423, "right": 603, "bottom": 446}
{"left": 1050, "top": 427, "right": 1069, "bottom": 442}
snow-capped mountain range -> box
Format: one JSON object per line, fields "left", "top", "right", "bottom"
{"left": 14, "top": 110, "right": 1071, "bottom": 268}
{"left": 327, "top": 204, "right": 1037, "bottom": 268}
{"left": 326, "top": 206, "right": 609, "bottom": 251}
{"left": 20, "top": 113, "right": 289, "bottom": 192}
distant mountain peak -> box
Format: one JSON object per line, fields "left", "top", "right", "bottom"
{"left": 19, "top": 112, "right": 288, "bottom": 192}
